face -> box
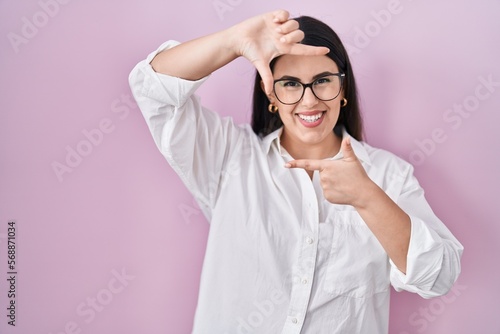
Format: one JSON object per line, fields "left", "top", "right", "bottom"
{"left": 268, "top": 54, "right": 343, "bottom": 153}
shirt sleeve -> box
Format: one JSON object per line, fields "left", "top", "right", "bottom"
{"left": 128, "top": 40, "right": 247, "bottom": 220}
{"left": 389, "top": 164, "right": 464, "bottom": 298}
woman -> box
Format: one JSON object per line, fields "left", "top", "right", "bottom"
{"left": 129, "top": 10, "right": 463, "bottom": 334}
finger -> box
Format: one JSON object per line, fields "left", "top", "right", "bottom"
{"left": 285, "top": 159, "right": 326, "bottom": 171}
{"left": 279, "top": 28, "right": 304, "bottom": 44}
{"left": 340, "top": 136, "right": 357, "bottom": 160}
{"left": 289, "top": 43, "right": 330, "bottom": 56}
{"left": 272, "top": 9, "right": 290, "bottom": 23}
{"left": 276, "top": 19, "right": 299, "bottom": 34}
{"left": 253, "top": 60, "right": 273, "bottom": 95}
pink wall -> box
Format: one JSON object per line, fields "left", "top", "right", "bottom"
{"left": 1, "top": 0, "right": 499, "bottom": 333}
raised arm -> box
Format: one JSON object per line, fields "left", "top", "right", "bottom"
{"left": 150, "top": 9, "right": 329, "bottom": 94}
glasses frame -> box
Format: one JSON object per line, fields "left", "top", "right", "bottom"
{"left": 273, "top": 73, "right": 345, "bottom": 105}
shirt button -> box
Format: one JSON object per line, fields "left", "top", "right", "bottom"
{"left": 302, "top": 279, "right": 308, "bottom": 284}
{"left": 291, "top": 317, "right": 298, "bottom": 324}
{"left": 306, "top": 237, "right": 313, "bottom": 244}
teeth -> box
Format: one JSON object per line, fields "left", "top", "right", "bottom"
{"left": 298, "top": 113, "right": 322, "bottom": 123}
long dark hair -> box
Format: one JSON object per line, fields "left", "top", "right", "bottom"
{"left": 251, "top": 16, "right": 363, "bottom": 141}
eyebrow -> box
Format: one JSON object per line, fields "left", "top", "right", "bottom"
{"left": 275, "top": 71, "right": 337, "bottom": 82}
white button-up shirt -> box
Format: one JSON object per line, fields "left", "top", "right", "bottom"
{"left": 129, "top": 41, "right": 463, "bottom": 334}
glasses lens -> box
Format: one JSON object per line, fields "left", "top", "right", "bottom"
{"left": 274, "top": 80, "right": 303, "bottom": 105}
{"left": 312, "top": 75, "right": 342, "bottom": 101}
{"left": 274, "top": 74, "right": 343, "bottom": 104}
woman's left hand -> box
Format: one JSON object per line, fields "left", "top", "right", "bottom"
{"left": 285, "top": 136, "right": 374, "bottom": 207}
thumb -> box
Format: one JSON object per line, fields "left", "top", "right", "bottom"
{"left": 254, "top": 60, "right": 273, "bottom": 95}
{"left": 341, "top": 136, "right": 356, "bottom": 160}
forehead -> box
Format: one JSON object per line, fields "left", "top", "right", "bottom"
{"left": 273, "top": 54, "right": 339, "bottom": 79}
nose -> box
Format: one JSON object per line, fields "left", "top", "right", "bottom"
{"left": 301, "top": 86, "right": 319, "bottom": 107}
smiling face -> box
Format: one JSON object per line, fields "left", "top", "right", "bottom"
{"left": 269, "top": 54, "right": 344, "bottom": 159}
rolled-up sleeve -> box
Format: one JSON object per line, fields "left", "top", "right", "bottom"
{"left": 390, "top": 166, "right": 464, "bottom": 298}
{"left": 128, "top": 41, "right": 246, "bottom": 220}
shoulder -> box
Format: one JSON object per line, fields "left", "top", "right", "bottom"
{"left": 358, "top": 140, "right": 414, "bottom": 179}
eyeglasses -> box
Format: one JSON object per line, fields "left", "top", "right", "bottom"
{"left": 273, "top": 73, "right": 345, "bottom": 105}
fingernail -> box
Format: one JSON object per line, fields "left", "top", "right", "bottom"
{"left": 284, "top": 163, "right": 291, "bottom": 168}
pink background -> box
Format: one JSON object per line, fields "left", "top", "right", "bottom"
{"left": 1, "top": 0, "right": 499, "bottom": 333}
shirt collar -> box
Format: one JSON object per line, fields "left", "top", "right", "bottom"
{"left": 261, "top": 126, "right": 372, "bottom": 165}
{"left": 261, "top": 127, "right": 283, "bottom": 154}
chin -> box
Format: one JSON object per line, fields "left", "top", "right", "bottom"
{"left": 297, "top": 131, "right": 330, "bottom": 145}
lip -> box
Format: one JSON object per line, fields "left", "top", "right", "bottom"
{"left": 296, "top": 110, "right": 323, "bottom": 116}
{"left": 295, "top": 111, "right": 326, "bottom": 128}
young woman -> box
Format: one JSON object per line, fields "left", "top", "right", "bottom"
{"left": 129, "top": 10, "right": 463, "bottom": 334}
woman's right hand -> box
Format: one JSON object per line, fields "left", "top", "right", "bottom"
{"left": 230, "top": 10, "right": 330, "bottom": 95}
{"left": 150, "top": 10, "right": 328, "bottom": 92}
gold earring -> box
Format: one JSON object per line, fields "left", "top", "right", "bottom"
{"left": 268, "top": 104, "right": 279, "bottom": 113}
{"left": 341, "top": 98, "right": 348, "bottom": 107}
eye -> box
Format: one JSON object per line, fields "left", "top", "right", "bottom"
{"left": 279, "top": 80, "right": 301, "bottom": 88}
{"left": 314, "top": 77, "right": 332, "bottom": 85}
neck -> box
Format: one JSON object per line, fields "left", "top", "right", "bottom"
{"left": 280, "top": 130, "right": 341, "bottom": 160}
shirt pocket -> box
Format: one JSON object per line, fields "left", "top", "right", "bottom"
{"left": 322, "top": 210, "right": 390, "bottom": 298}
